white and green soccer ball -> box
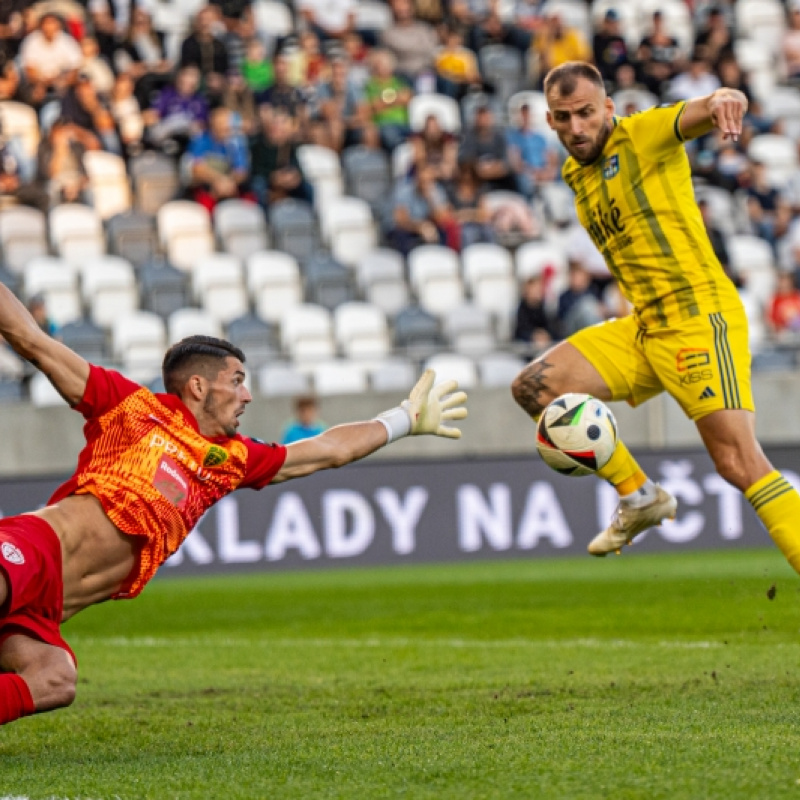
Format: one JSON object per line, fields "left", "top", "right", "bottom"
{"left": 536, "top": 393, "right": 617, "bottom": 477}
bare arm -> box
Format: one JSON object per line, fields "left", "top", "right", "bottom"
{"left": 0, "top": 283, "right": 89, "bottom": 405}
{"left": 679, "top": 87, "right": 748, "bottom": 142}
{"left": 271, "top": 370, "right": 468, "bottom": 484}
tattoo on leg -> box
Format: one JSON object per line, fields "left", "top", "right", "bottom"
{"left": 513, "top": 359, "right": 554, "bottom": 417}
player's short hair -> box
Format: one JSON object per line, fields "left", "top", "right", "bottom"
{"left": 544, "top": 62, "right": 604, "bottom": 98}
{"left": 162, "top": 336, "right": 245, "bottom": 395}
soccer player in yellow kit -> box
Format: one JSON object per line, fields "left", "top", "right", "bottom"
{"left": 512, "top": 61, "right": 800, "bottom": 572}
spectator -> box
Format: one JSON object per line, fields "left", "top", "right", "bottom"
{"left": 380, "top": 0, "right": 438, "bottom": 83}
{"left": 668, "top": 50, "right": 720, "bottom": 101}
{"left": 410, "top": 114, "right": 458, "bottom": 183}
{"left": 295, "top": 29, "right": 328, "bottom": 86}
{"left": 280, "top": 395, "right": 327, "bottom": 444}
{"left": 511, "top": 0, "right": 546, "bottom": 41}
{"left": 768, "top": 271, "right": 800, "bottom": 336}
{"left": 506, "top": 102, "right": 559, "bottom": 199}
{"left": 187, "top": 106, "right": 252, "bottom": 211}
{"left": 0, "top": 0, "right": 26, "bottom": 62}
{"left": 469, "top": 2, "right": 530, "bottom": 55}
{"left": 115, "top": 7, "right": 174, "bottom": 110}
{"left": 144, "top": 65, "right": 209, "bottom": 155}
{"left": 223, "top": 73, "right": 258, "bottom": 136}
{"left": 342, "top": 31, "right": 370, "bottom": 89}
{"left": 89, "top": 0, "right": 134, "bottom": 61}
{"left": 0, "top": 48, "right": 19, "bottom": 102}
{"left": 217, "top": 3, "right": 254, "bottom": 76}
{"left": 19, "top": 12, "right": 82, "bottom": 106}
{"left": 387, "top": 162, "right": 453, "bottom": 254}
{"left": 241, "top": 38, "right": 273, "bottom": 93}
{"left": 459, "top": 104, "right": 515, "bottom": 192}
{"left": 298, "top": 0, "right": 355, "bottom": 41}
{"left": 249, "top": 108, "right": 313, "bottom": 206}
{"left": 110, "top": 72, "right": 145, "bottom": 156}
{"left": 315, "top": 57, "right": 370, "bottom": 151}
{"left": 636, "top": 11, "right": 682, "bottom": 98}
{"left": 592, "top": 9, "right": 630, "bottom": 89}
{"left": 0, "top": 122, "right": 48, "bottom": 211}
{"left": 80, "top": 36, "right": 115, "bottom": 97}
{"left": 693, "top": 5, "right": 733, "bottom": 70}
{"left": 563, "top": 222, "right": 612, "bottom": 295}
{"left": 27, "top": 294, "right": 56, "bottom": 336}
{"left": 37, "top": 117, "right": 99, "bottom": 205}
{"left": 513, "top": 273, "right": 559, "bottom": 352}
{"left": 716, "top": 54, "right": 753, "bottom": 105}
{"left": 179, "top": 6, "right": 230, "bottom": 100}
{"left": 744, "top": 160, "right": 791, "bottom": 249}
{"left": 363, "top": 48, "right": 411, "bottom": 152}
{"left": 446, "top": 161, "right": 493, "bottom": 249}
{"left": 60, "top": 72, "right": 121, "bottom": 154}
{"left": 434, "top": 25, "right": 482, "bottom": 101}
{"left": 532, "top": 9, "right": 590, "bottom": 85}
{"left": 256, "top": 52, "right": 307, "bottom": 126}
{"left": 697, "top": 198, "right": 736, "bottom": 285}
{"left": 784, "top": 3, "right": 800, "bottom": 84}
{"left": 556, "top": 261, "right": 604, "bottom": 337}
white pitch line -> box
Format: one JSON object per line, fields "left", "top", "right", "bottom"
{"left": 69, "top": 635, "right": 738, "bottom": 651}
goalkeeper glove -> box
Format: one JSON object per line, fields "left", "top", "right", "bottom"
{"left": 375, "top": 369, "right": 468, "bottom": 443}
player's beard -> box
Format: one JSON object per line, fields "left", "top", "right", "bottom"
{"left": 203, "top": 391, "right": 238, "bottom": 438}
{"left": 568, "top": 120, "right": 612, "bottom": 166}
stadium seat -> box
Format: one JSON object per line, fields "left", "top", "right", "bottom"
{"left": 252, "top": 0, "right": 294, "bottom": 38}
{"left": 461, "top": 243, "right": 514, "bottom": 293}
{"left": 297, "top": 144, "right": 343, "bottom": 211}
{"left": 320, "top": 196, "right": 377, "bottom": 267}
{"left": 200, "top": 281, "right": 250, "bottom": 326}
{"left": 392, "top": 140, "right": 414, "bottom": 178}
{"left": 49, "top": 204, "right": 106, "bottom": 265}
{"left": 423, "top": 353, "right": 478, "bottom": 388}
{"left": 460, "top": 92, "right": 504, "bottom": 128}
{"left": 268, "top": 199, "right": 318, "bottom": 263}
{"left": 83, "top": 151, "right": 132, "bottom": 220}
{"left": 356, "top": 248, "right": 410, "bottom": 318}
{"left": 107, "top": 212, "right": 158, "bottom": 267}
{"left": 168, "top": 308, "right": 223, "bottom": 344}
{"left": 478, "top": 351, "right": 524, "bottom": 388}
{"left": 213, "top": 199, "right": 269, "bottom": 261}
{"left": 516, "top": 240, "right": 568, "bottom": 280}
{"left": 58, "top": 318, "right": 108, "bottom": 362}
{"left": 80, "top": 256, "right": 139, "bottom": 329}
{"left": 418, "top": 273, "right": 465, "bottom": 317}
{"left": 29, "top": 372, "right": 66, "bottom": 408}
{"left": 636, "top": 0, "right": 694, "bottom": 53}
{"left": 280, "top": 303, "right": 336, "bottom": 363}
{"left": 407, "top": 245, "right": 460, "bottom": 293}
{"left": 694, "top": 186, "right": 738, "bottom": 237}
{"left": 409, "top": 94, "right": 461, "bottom": 133}
{"left": 157, "top": 201, "right": 215, "bottom": 272}
{"left": 611, "top": 88, "right": 660, "bottom": 114}
{"left": 23, "top": 257, "right": 82, "bottom": 327}
{"left": 735, "top": 0, "right": 786, "bottom": 48}
{"left": 748, "top": 135, "right": 798, "bottom": 188}
{"left": 303, "top": 252, "right": 356, "bottom": 311}
{"left": 226, "top": 313, "right": 278, "bottom": 368}
{"left": 0, "top": 206, "right": 47, "bottom": 274}
{"left": 0, "top": 377, "right": 25, "bottom": 403}
{"left": 130, "top": 151, "right": 180, "bottom": 215}
{"left": 311, "top": 360, "right": 369, "bottom": 396}
{"left": 112, "top": 310, "right": 166, "bottom": 381}
{"left": 762, "top": 88, "right": 800, "bottom": 139}
{"left": 257, "top": 361, "right": 311, "bottom": 397}
{"left": 479, "top": 45, "right": 524, "bottom": 104}
{"left": 508, "top": 91, "right": 550, "bottom": 132}
{"left": 138, "top": 260, "right": 191, "bottom": 318}
{"left": 727, "top": 235, "right": 777, "bottom": 308}
{"left": 354, "top": 0, "right": 393, "bottom": 31}
{"left": 442, "top": 304, "right": 496, "bottom": 357}
{"left": 393, "top": 305, "right": 442, "bottom": 357}
{"left": 0, "top": 101, "right": 40, "bottom": 166}
{"left": 248, "top": 250, "right": 304, "bottom": 323}
{"left": 591, "top": 0, "right": 640, "bottom": 48}
{"left": 369, "top": 357, "right": 418, "bottom": 393}
{"left": 333, "top": 301, "right": 391, "bottom": 361}
{"left": 342, "top": 147, "right": 391, "bottom": 211}
{"left": 190, "top": 253, "right": 244, "bottom": 302}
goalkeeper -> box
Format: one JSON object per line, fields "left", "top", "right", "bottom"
{"left": 0, "top": 281, "right": 467, "bottom": 726}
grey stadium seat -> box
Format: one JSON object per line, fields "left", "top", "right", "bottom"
{"left": 268, "top": 199, "right": 318, "bottom": 264}
{"left": 226, "top": 313, "right": 279, "bottom": 368}
{"left": 303, "top": 252, "right": 356, "bottom": 311}
{"left": 58, "top": 319, "right": 108, "bottom": 363}
{"left": 129, "top": 152, "right": 180, "bottom": 216}
{"left": 342, "top": 146, "right": 391, "bottom": 211}
{"left": 393, "top": 305, "right": 442, "bottom": 358}
{"left": 107, "top": 212, "right": 158, "bottom": 268}
{"left": 138, "top": 259, "right": 191, "bottom": 319}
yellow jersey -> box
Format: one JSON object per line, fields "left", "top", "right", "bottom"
{"left": 561, "top": 102, "right": 741, "bottom": 329}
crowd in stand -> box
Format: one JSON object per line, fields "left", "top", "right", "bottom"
{"left": 2, "top": 0, "right": 800, "bottom": 394}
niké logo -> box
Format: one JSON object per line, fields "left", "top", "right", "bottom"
{"left": 586, "top": 197, "right": 626, "bottom": 248}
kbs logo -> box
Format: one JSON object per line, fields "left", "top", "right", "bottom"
{"left": 1, "top": 542, "right": 24, "bottom": 565}
{"left": 677, "top": 348, "right": 713, "bottom": 386}
{"left": 203, "top": 445, "right": 229, "bottom": 467}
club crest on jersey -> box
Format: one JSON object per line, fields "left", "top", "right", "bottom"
{"left": 203, "top": 445, "right": 229, "bottom": 467}
{"left": 602, "top": 154, "right": 619, "bottom": 179}
{"left": 1, "top": 542, "right": 24, "bottom": 565}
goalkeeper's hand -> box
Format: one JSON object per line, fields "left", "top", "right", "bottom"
{"left": 401, "top": 369, "right": 468, "bottom": 439}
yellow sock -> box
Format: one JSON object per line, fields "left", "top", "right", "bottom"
{"left": 745, "top": 471, "right": 800, "bottom": 575}
{"left": 596, "top": 439, "right": 648, "bottom": 496}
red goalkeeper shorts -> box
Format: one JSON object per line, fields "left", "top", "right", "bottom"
{"left": 0, "top": 514, "right": 75, "bottom": 665}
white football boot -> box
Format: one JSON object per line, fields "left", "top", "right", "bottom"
{"left": 588, "top": 485, "right": 678, "bottom": 556}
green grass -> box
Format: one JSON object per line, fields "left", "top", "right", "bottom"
{"left": 3, "top": 549, "right": 800, "bottom": 799}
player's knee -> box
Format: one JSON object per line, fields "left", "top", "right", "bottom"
{"left": 24, "top": 656, "right": 77, "bottom": 711}
{"left": 711, "top": 452, "right": 750, "bottom": 492}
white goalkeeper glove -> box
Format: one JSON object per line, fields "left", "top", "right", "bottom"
{"left": 375, "top": 369, "right": 468, "bottom": 443}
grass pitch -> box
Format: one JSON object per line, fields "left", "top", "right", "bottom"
{"left": 3, "top": 549, "right": 800, "bottom": 799}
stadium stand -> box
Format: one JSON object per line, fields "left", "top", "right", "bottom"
{"left": 0, "top": 0, "right": 797, "bottom": 404}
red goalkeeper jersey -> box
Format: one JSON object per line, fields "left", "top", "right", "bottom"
{"left": 48, "top": 365, "right": 286, "bottom": 598}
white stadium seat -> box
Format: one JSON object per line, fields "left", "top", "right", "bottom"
{"left": 168, "top": 308, "right": 223, "bottom": 344}
{"left": 157, "top": 200, "right": 215, "bottom": 271}
{"left": 321, "top": 196, "right": 377, "bottom": 267}
{"left": 748, "top": 134, "right": 799, "bottom": 188}
{"left": 23, "top": 257, "right": 82, "bottom": 327}
{"left": 83, "top": 151, "right": 132, "bottom": 220}
{"left": 280, "top": 303, "right": 336, "bottom": 363}
{"left": 409, "top": 93, "right": 461, "bottom": 133}
{"left": 213, "top": 199, "right": 269, "bottom": 261}
{"left": 247, "top": 250, "right": 304, "bottom": 323}
{"left": 80, "top": 256, "right": 139, "bottom": 328}
{"left": 408, "top": 245, "right": 460, "bottom": 292}
{"left": 334, "top": 301, "right": 391, "bottom": 361}
{"left": 311, "top": 360, "right": 369, "bottom": 396}
{"left": 0, "top": 206, "right": 47, "bottom": 273}
{"left": 112, "top": 311, "right": 166, "bottom": 382}
{"left": 423, "top": 353, "right": 478, "bottom": 388}
{"left": 49, "top": 204, "right": 106, "bottom": 265}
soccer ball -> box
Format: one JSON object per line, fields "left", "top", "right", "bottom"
{"left": 536, "top": 393, "right": 617, "bottom": 476}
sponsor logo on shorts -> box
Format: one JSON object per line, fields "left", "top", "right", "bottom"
{"left": 677, "top": 348, "right": 713, "bottom": 387}
{"left": 203, "top": 445, "right": 229, "bottom": 467}
{"left": 1, "top": 542, "right": 24, "bottom": 565}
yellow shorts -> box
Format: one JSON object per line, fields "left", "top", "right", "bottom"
{"left": 568, "top": 306, "right": 754, "bottom": 421}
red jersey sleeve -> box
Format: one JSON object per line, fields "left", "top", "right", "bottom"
{"left": 73, "top": 364, "right": 141, "bottom": 419}
{"left": 239, "top": 437, "right": 287, "bottom": 489}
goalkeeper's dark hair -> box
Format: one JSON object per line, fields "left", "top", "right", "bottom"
{"left": 544, "top": 61, "right": 604, "bottom": 98}
{"left": 162, "top": 336, "right": 245, "bottom": 395}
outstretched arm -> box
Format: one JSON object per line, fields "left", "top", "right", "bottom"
{"left": 679, "top": 87, "right": 748, "bottom": 142}
{"left": 0, "top": 283, "right": 89, "bottom": 405}
{"left": 272, "top": 370, "right": 468, "bottom": 483}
